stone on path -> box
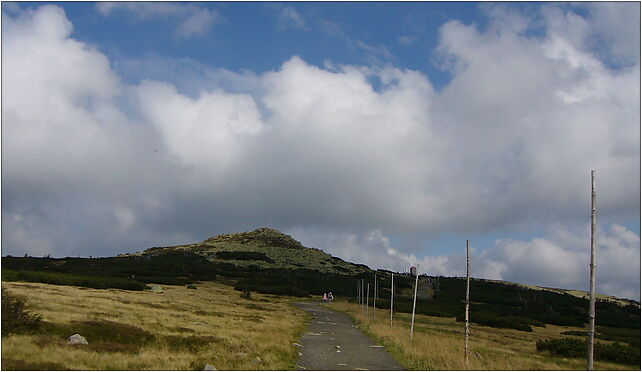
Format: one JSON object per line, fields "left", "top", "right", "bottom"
{"left": 67, "top": 334, "right": 88, "bottom": 345}
{"left": 203, "top": 364, "right": 216, "bottom": 371}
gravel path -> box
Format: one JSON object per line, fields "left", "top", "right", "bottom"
{"left": 294, "top": 302, "right": 404, "bottom": 371}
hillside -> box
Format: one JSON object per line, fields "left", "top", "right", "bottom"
{"left": 2, "top": 227, "right": 639, "bottom": 337}
{"left": 134, "top": 228, "right": 370, "bottom": 276}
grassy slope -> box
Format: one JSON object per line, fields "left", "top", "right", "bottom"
{"left": 137, "top": 228, "right": 369, "bottom": 275}
{"left": 327, "top": 301, "right": 637, "bottom": 370}
{"left": 1, "top": 281, "right": 307, "bottom": 370}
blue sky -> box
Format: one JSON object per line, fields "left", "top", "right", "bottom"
{"left": 2, "top": 2, "right": 640, "bottom": 299}
{"left": 54, "top": 2, "right": 482, "bottom": 89}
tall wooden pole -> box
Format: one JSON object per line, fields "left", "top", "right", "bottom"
{"left": 390, "top": 273, "right": 394, "bottom": 326}
{"left": 465, "top": 240, "right": 471, "bottom": 364}
{"left": 410, "top": 266, "right": 419, "bottom": 340}
{"left": 361, "top": 279, "right": 365, "bottom": 310}
{"left": 366, "top": 283, "right": 370, "bottom": 317}
{"left": 373, "top": 274, "right": 377, "bottom": 320}
{"left": 588, "top": 170, "right": 597, "bottom": 370}
{"left": 357, "top": 280, "right": 360, "bottom": 305}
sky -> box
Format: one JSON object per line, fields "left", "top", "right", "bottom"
{"left": 1, "top": 2, "right": 640, "bottom": 300}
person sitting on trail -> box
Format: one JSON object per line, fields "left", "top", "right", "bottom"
{"left": 328, "top": 292, "right": 334, "bottom": 302}
{"left": 323, "top": 293, "right": 328, "bottom": 303}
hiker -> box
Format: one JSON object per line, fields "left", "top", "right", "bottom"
{"left": 328, "top": 292, "right": 334, "bottom": 302}
{"left": 323, "top": 293, "right": 328, "bottom": 303}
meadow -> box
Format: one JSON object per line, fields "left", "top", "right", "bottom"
{"left": 1, "top": 281, "right": 308, "bottom": 370}
{"left": 328, "top": 300, "right": 639, "bottom": 370}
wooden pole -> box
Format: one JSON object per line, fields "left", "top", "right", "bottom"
{"left": 390, "top": 272, "right": 394, "bottom": 326}
{"left": 587, "top": 170, "right": 597, "bottom": 370}
{"left": 357, "top": 280, "right": 360, "bottom": 305}
{"left": 366, "top": 283, "right": 370, "bottom": 317}
{"left": 373, "top": 274, "right": 377, "bottom": 320}
{"left": 410, "top": 266, "right": 419, "bottom": 340}
{"left": 361, "top": 279, "right": 366, "bottom": 308}
{"left": 465, "top": 240, "right": 471, "bottom": 364}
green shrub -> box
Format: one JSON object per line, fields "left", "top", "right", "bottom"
{"left": 595, "top": 341, "right": 640, "bottom": 366}
{"left": 1, "top": 289, "right": 42, "bottom": 335}
{"left": 456, "top": 312, "right": 533, "bottom": 332}
{"left": 536, "top": 338, "right": 640, "bottom": 366}
{"left": 536, "top": 338, "right": 584, "bottom": 358}
{"left": 2, "top": 270, "right": 147, "bottom": 291}
{"left": 215, "top": 251, "right": 275, "bottom": 263}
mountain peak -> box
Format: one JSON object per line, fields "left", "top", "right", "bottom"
{"left": 204, "top": 227, "right": 304, "bottom": 249}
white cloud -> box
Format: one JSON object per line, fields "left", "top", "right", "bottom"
{"left": 291, "top": 224, "right": 640, "bottom": 300}
{"left": 96, "top": 2, "right": 218, "bottom": 38}
{"left": 175, "top": 8, "right": 217, "bottom": 38}
{"left": 135, "top": 80, "right": 264, "bottom": 172}
{"left": 2, "top": 4, "right": 639, "bottom": 299}
{"left": 276, "top": 5, "right": 306, "bottom": 30}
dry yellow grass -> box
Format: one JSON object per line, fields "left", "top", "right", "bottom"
{"left": 328, "top": 301, "right": 636, "bottom": 370}
{"left": 2, "top": 281, "right": 308, "bottom": 370}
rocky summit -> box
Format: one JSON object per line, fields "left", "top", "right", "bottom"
{"left": 204, "top": 228, "right": 304, "bottom": 249}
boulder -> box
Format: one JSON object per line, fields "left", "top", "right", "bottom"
{"left": 68, "top": 334, "right": 88, "bottom": 345}
{"left": 203, "top": 364, "right": 216, "bottom": 371}
{"left": 150, "top": 284, "right": 164, "bottom": 293}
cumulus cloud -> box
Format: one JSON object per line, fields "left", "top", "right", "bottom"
{"left": 294, "top": 224, "right": 639, "bottom": 300}
{"left": 2, "top": 4, "right": 639, "bottom": 298}
{"left": 96, "top": 2, "right": 218, "bottom": 38}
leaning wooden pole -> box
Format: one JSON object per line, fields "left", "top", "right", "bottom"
{"left": 390, "top": 273, "right": 394, "bottom": 326}
{"left": 587, "top": 170, "right": 597, "bottom": 370}
{"left": 410, "top": 266, "right": 419, "bottom": 340}
{"left": 465, "top": 240, "right": 471, "bottom": 364}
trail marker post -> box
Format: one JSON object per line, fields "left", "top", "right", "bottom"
{"left": 410, "top": 266, "right": 419, "bottom": 340}
{"left": 587, "top": 170, "right": 597, "bottom": 370}
{"left": 465, "top": 240, "right": 471, "bottom": 364}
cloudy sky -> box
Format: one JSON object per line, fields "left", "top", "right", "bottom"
{"left": 2, "top": 2, "right": 640, "bottom": 300}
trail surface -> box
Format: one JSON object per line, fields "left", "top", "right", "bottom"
{"left": 294, "top": 302, "right": 404, "bottom": 371}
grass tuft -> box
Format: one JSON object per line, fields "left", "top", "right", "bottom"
{"left": 1, "top": 289, "right": 43, "bottom": 335}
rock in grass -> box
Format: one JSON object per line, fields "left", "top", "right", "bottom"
{"left": 150, "top": 285, "right": 164, "bottom": 293}
{"left": 68, "top": 334, "right": 88, "bottom": 345}
{"left": 254, "top": 356, "right": 262, "bottom": 363}
{"left": 203, "top": 364, "right": 216, "bottom": 370}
